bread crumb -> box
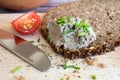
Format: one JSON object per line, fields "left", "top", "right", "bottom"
{"left": 83, "top": 57, "right": 107, "bottom": 68}
{"left": 72, "top": 70, "right": 80, "bottom": 73}
{"left": 98, "top": 63, "right": 106, "bottom": 68}
{"left": 66, "top": 76, "right": 70, "bottom": 80}
{"left": 14, "top": 76, "right": 26, "bottom": 80}
{"left": 83, "top": 57, "right": 98, "bottom": 65}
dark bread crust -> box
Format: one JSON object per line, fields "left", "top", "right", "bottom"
{"left": 41, "top": 0, "right": 120, "bottom": 59}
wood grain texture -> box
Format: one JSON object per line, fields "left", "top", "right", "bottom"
{"left": 0, "top": 13, "right": 120, "bottom": 80}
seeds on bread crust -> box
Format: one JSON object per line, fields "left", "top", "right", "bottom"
{"left": 41, "top": 0, "right": 120, "bottom": 59}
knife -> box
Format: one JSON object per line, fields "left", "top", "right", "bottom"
{"left": 0, "top": 30, "right": 51, "bottom": 71}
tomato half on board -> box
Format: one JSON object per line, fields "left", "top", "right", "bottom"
{"left": 11, "top": 11, "right": 41, "bottom": 34}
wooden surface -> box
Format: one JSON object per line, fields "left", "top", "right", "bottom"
{"left": 0, "top": 0, "right": 77, "bottom": 13}
{"left": 0, "top": 13, "right": 120, "bottom": 80}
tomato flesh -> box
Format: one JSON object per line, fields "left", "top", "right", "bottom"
{"left": 12, "top": 11, "right": 41, "bottom": 34}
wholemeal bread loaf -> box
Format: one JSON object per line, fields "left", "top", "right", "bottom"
{"left": 41, "top": 0, "right": 120, "bottom": 59}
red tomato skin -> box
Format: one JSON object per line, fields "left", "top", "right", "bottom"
{"left": 11, "top": 11, "right": 41, "bottom": 35}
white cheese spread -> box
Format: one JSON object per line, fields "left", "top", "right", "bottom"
{"left": 47, "top": 17, "right": 96, "bottom": 50}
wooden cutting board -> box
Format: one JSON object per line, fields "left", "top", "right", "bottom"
{"left": 0, "top": 13, "right": 120, "bottom": 80}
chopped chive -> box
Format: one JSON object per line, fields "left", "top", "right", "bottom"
{"left": 57, "top": 20, "right": 65, "bottom": 24}
{"left": 57, "top": 17, "right": 90, "bottom": 37}
{"left": 84, "top": 25, "right": 90, "bottom": 33}
{"left": 83, "top": 20, "right": 90, "bottom": 32}
{"left": 58, "top": 18, "right": 66, "bottom": 22}
{"left": 11, "top": 65, "right": 22, "bottom": 73}
{"left": 63, "top": 62, "right": 80, "bottom": 70}
{"left": 37, "top": 37, "right": 40, "bottom": 43}
{"left": 74, "top": 20, "right": 90, "bottom": 29}
{"left": 78, "top": 21, "right": 83, "bottom": 29}
{"left": 73, "top": 20, "right": 90, "bottom": 37}
{"left": 63, "top": 65, "right": 80, "bottom": 69}
{"left": 92, "top": 75, "right": 97, "bottom": 80}
{"left": 58, "top": 23, "right": 64, "bottom": 26}
{"left": 83, "top": 20, "right": 87, "bottom": 27}
{"left": 62, "top": 29, "right": 72, "bottom": 35}
{"left": 29, "top": 40, "right": 34, "bottom": 44}
{"left": 67, "top": 16, "right": 71, "bottom": 22}
{"left": 57, "top": 18, "right": 66, "bottom": 26}
{"left": 78, "top": 32, "right": 86, "bottom": 37}
{"left": 47, "top": 34, "right": 51, "bottom": 41}
{"left": 73, "top": 21, "right": 83, "bottom": 29}
{"left": 73, "top": 22, "right": 79, "bottom": 28}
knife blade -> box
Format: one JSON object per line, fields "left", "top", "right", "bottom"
{"left": 0, "top": 30, "right": 51, "bottom": 71}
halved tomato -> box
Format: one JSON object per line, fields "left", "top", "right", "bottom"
{"left": 11, "top": 11, "right": 41, "bottom": 34}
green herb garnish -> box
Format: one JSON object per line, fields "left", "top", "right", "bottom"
{"left": 37, "top": 37, "right": 40, "bottom": 43}
{"left": 78, "top": 32, "right": 86, "bottom": 37}
{"left": 57, "top": 17, "right": 90, "bottom": 37}
{"left": 11, "top": 65, "right": 22, "bottom": 73}
{"left": 47, "top": 34, "right": 51, "bottom": 41}
{"left": 74, "top": 20, "right": 90, "bottom": 37}
{"left": 67, "top": 16, "right": 71, "bottom": 22}
{"left": 63, "top": 62, "right": 80, "bottom": 70}
{"left": 62, "top": 29, "right": 72, "bottom": 35}
{"left": 73, "top": 21, "right": 83, "bottom": 29}
{"left": 83, "top": 20, "right": 90, "bottom": 33}
{"left": 63, "top": 65, "right": 80, "bottom": 69}
{"left": 58, "top": 23, "right": 64, "bottom": 26}
{"left": 92, "top": 75, "right": 97, "bottom": 80}
{"left": 29, "top": 40, "right": 34, "bottom": 44}
{"left": 73, "top": 22, "right": 80, "bottom": 28}
{"left": 57, "top": 18, "right": 66, "bottom": 26}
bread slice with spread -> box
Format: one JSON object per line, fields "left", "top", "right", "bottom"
{"left": 41, "top": 0, "right": 120, "bottom": 59}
